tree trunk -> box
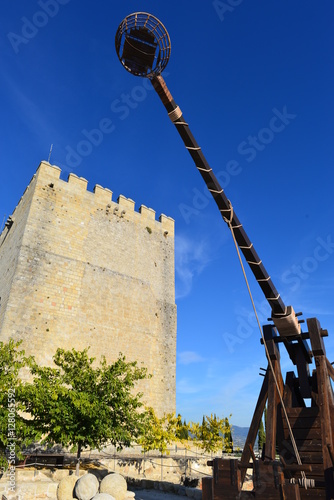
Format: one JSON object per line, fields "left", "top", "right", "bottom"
{"left": 76, "top": 442, "right": 82, "bottom": 477}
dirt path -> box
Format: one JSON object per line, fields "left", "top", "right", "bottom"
{"left": 132, "top": 489, "right": 190, "bottom": 499}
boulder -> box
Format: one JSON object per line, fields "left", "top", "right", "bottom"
{"left": 100, "top": 473, "right": 127, "bottom": 500}
{"left": 57, "top": 474, "right": 78, "bottom": 500}
{"left": 74, "top": 473, "right": 99, "bottom": 500}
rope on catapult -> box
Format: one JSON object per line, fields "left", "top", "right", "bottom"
{"left": 222, "top": 200, "right": 307, "bottom": 485}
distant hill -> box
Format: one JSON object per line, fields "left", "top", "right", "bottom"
{"left": 231, "top": 425, "right": 250, "bottom": 449}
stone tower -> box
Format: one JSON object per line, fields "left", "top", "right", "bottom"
{"left": 0, "top": 161, "right": 176, "bottom": 415}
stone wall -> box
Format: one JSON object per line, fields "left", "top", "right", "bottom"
{"left": 0, "top": 172, "right": 36, "bottom": 333}
{"left": 0, "top": 161, "right": 176, "bottom": 415}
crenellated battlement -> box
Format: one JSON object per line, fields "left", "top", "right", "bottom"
{"left": 93, "top": 184, "right": 113, "bottom": 204}
{"left": 34, "top": 161, "right": 174, "bottom": 235}
{"left": 67, "top": 172, "right": 88, "bottom": 192}
{"left": 117, "top": 194, "right": 135, "bottom": 211}
{"left": 139, "top": 205, "right": 156, "bottom": 220}
{"left": 2, "top": 161, "right": 174, "bottom": 238}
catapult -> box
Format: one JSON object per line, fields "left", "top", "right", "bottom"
{"left": 115, "top": 13, "right": 334, "bottom": 499}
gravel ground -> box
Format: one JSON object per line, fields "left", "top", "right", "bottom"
{"left": 132, "top": 489, "right": 188, "bottom": 499}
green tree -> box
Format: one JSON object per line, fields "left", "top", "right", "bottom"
{"left": 200, "top": 415, "right": 206, "bottom": 440}
{"left": 223, "top": 417, "right": 233, "bottom": 453}
{"left": 138, "top": 409, "right": 180, "bottom": 481}
{"left": 264, "top": 405, "right": 267, "bottom": 435}
{"left": 183, "top": 419, "right": 189, "bottom": 440}
{"left": 0, "top": 340, "right": 40, "bottom": 469}
{"left": 258, "top": 418, "right": 265, "bottom": 453}
{"left": 139, "top": 408, "right": 178, "bottom": 455}
{"left": 190, "top": 414, "right": 232, "bottom": 455}
{"left": 21, "top": 348, "right": 149, "bottom": 475}
{"left": 175, "top": 414, "right": 189, "bottom": 441}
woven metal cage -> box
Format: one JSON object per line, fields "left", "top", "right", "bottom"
{"left": 115, "top": 12, "right": 171, "bottom": 77}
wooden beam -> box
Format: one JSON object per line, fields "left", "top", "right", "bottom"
{"left": 240, "top": 369, "right": 269, "bottom": 483}
{"left": 326, "top": 358, "right": 334, "bottom": 382}
{"left": 315, "top": 356, "right": 333, "bottom": 463}
{"left": 264, "top": 327, "right": 284, "bottom": 461}
{"left": 283, "top": 371, "right": 305, "bottom": 408}
{"left": 202, "top": 477, "right": 213, "bottom": 500}
{"left": 307, "top": 318, "right": 334, "bottom": 499}
{"left": 294, "top": 347, "right": 311, "bottom": 398}
{"left": 281, "top": 482, "right": 301, "bottom": 500}
{"left": 325, "top": 359, "right": 334, "bottom": 406}
{"left": 265, "top": 356, "right": 282, "bottom": 460}
{"left": 308, "top": 317, "right": 326, "bottom": 356}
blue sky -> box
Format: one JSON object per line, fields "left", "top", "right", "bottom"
{"left": 1, "top": 1, "right": 334, "bottom": 426}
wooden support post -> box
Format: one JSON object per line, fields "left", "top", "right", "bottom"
{"left": 240, "top": 369, "right": 269, "bottom": 483}
{"left": 326, "top": 358, "right": 334, "bottom": 382}
{"left": 308, "top": 317, "right": 334, "bottom": 500}
{"left": 266, "top": 362, "right": 281, "bottom": 460}
{"left": 325, "top": 358, "right": 334, "bottom": 406}
{"left": 283, "top": 371, "right": 305, "bottom": 408}
{"left": 281, "top": 482, "right": 301, "bottom": 499}
{"left": 263, "top": 326, "right": 284, "bottom": 461}
{"left": 202, "top": 477, "right": 213, "bottom": 500}
{"left": 294, "top": 347, "right": 311, "bottom": 398}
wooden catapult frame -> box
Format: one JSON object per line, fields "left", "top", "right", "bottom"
{"left": 201, "top": 318, "right": 334, "bottom": 499}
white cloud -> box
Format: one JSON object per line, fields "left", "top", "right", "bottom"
{"left": 176, "top": 358, "right": 267, "bottom": 425}
{"left": 221, "top": 365, "right": 261, "bottom": 396}
{"left": 175, "top": 234, "right": 210, "bottom": 299}
{"left": 178, "top": 351, "right": 205, "bottom": 365}
{"left": 177, "top": 378, "right": 203, "bottom": 395}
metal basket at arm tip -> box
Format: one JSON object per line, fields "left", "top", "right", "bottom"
{"left": 115, "top": 12, "right": 171, "bottom": 78}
